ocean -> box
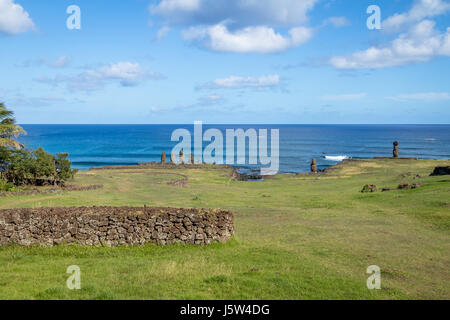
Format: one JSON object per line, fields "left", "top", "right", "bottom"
{"left": 18, "top": 124, "right": 450, "bottom": 173}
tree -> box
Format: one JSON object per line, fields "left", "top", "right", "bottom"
{"left": 34, "top": 147, "right": 56, "bottom": 184}
{"left": 0, "top": 102, "right": 26, "bottom": 149}
{"left": 55, "top": 152, "right": 78, "bottom": 181}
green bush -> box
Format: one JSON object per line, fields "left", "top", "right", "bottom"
{"left": 56, "top": 152, "right": 78, "bottom": 181}
{"left": 0, "top": 146, "right": 77, "bottom": 187}
{"left": 0, "top": 179, "right": 16, "bottom": 192}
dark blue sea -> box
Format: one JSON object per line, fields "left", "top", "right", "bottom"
{"left": 18, "top": 125, "right": 450, "bottom": 173}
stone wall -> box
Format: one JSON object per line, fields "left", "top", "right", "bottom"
{"left": 0, "top": 207, "right": 234, "bottom": 247}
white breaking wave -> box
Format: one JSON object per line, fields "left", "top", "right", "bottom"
{"left": 324, "top": 155, "right": 349, "bottom": 162}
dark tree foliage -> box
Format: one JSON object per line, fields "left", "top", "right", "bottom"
{"left": 0, "top": 146, "right": 78, "bottom": 190}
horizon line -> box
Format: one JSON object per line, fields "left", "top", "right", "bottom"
{"left": 18, "top": 123, "right": 450, "bottom": 126}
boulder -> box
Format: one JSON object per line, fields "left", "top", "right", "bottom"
{"left": 361, "top": 184, "right": 377, "bottom": 193}
{"left": 430, "top": 166, "right": 450, "bottom": 176}
{"left": 398, "top": 183, "right": 421, "bottom": 190}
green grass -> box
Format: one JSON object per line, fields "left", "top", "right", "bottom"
{"left": 0, "top": 159, "right": 449, "bottom": 300}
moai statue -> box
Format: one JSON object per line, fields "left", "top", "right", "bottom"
{"left": 190, "top": 154, "right": 194, "bottom": 164}
{"left": 170, "top": 152, "right": 176, "bottom": 164}
{"left": 393, "top": 141, "right": 399, "bottom": 158}
{"left": 161, "top": 152, "right": 166, "bottom": 164}
{"left": 179, "top": 150, "right": 185, "bottom": 164}
{"left": 311, "top": 159, "right": 317, "bottom": 173}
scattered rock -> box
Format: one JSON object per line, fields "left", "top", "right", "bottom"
{"left": 361, "top": 184, "right": 377, "bottom": 193}
{"left": 398, "top": 183, "right": 422, "bottom": 190}
{"left": 232, "top": 170, "right": 263, "bottom": 181}
{"left": 400, "top": 172, "right": 421, "bottom": 179}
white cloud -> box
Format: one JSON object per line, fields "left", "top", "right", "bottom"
{"left": 48, "top": 56, "right": 71, "bottom": 68}
{"left": 322, "top": 93, "right": 367, "bottom": 101}
{"left": 35, "top": 62, "right": 165, "bottom": 91}
{"left": 197, "top": 94, "right": 226, "bottom": 105}
{"left": 383, "top": 0, "right": 450, "bottom": 32}
{"left": 199, "top": 75, "right": 280, "bottom": 90}
{"left": 323, "top": 16, "right": 351, "bottom": 28}
{"left": 153, "top": 0, "right": 200, "bottom": 13}
{"left": 0, "top": 0, "right": 34, "bottom": 35}
{"left": 18, "top": 56, "right": 71, "bottom": 68}
{"left": 183, "top": 24, "right": 312, "bottom": 53}
{"left": 151, "top": 0, "right": 317, "bottom": 53}
{"left": 156, "top": 26, "right": 171, "bottom": 39}
{"left": 92, "top": 62, "right": 156, "bottom": 86}
{"left": 387, "top": 92, "right": 450, "bottom": 101}
{"left": 151, "top": 0, "right": 318, "bottom": 27}
{"left": 330, "top": 20, "right": 450, "bottom": 69}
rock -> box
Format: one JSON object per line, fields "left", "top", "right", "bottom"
{"left": 430, "top": 166, "right": 450, "bottom": 176}
{"left": 361, "top": 184, "right": 377, "bottom": 193}
{"left": 398, "top": 183, "right": 422, "bottom": 190}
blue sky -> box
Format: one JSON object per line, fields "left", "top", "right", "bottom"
{"left": 1, "top": 0, "right": 449, "bottom": 124}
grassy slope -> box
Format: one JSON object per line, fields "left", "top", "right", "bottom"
{"left": 0, "top": 159, "right": 449, "bottom": 300}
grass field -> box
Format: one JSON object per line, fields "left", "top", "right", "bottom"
{"left": 0, "top": 159, "right": 449, "bottom": 300}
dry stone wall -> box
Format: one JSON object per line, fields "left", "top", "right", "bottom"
{"left": 0, "top": 207, "right": 234, "bottom": 247}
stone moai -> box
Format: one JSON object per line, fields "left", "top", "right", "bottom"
{"left": 311, "top": 159, "right": 317, "bottom": 173}
{"left": 393, "top": 141, "right": 399, "bottom": 158}
{"left": 170, "top": 152, "right": 175, "bottom": 164}
{"left": 179, "top": 150, "right": 185, "bottom": 164}
{"left": 190, "top": 154, "right": 194, "bottom": 164}
{"left": 161, "top": 152, "right": 166, "bottom": 164}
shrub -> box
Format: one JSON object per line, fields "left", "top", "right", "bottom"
{"left": 0, "top": 146, "right": 77, "bottom": 187}
{"left": 56, "top": 152, "right": 78, "bottom": 181}
{"left": 0, "top": 179, "right": 16, "bottom": 192}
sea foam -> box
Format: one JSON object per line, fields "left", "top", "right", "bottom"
{"left": 324, "top": 155, "right": 349, "bottom": 162}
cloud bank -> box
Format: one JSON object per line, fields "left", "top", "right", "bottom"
{"left": 151, "top": 0, "right": 318, "bottom": 53}
{"left": 199, "top": 75, "right": 280, "bottom": 90}
{"left": 329, "top": 0, "right": 450, "bottom": 69}
{"left": 35, "top": 62, "right": 165, "bottom": 91}
{"left": 0, "top": 0, "right": 34, "bottom": 35}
